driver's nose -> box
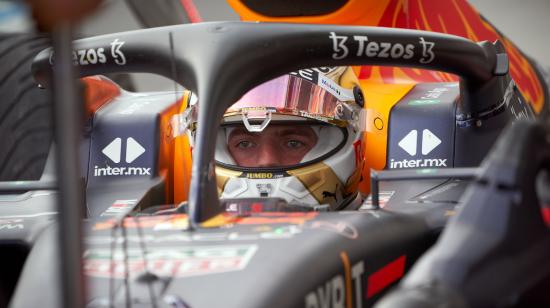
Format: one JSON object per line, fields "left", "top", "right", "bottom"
{"left": 255, "top": 142, "right": 281, "bottom": 167}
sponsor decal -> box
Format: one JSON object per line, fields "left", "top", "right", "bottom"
{"left": 305, "top": 254, "right": 407, "bottom": 308}
{"left": 389, "top": 158, "right": 447, "bottom": 169}
{"left": 49, "top": 38, "right": 126, "bottom": 66}
{"left": 50, "top": 47, "right": 106, "bottom": 66}
{"left": 318, "top": 74, "right": 354, "bottom": 101}
{"left": 110, "top": 38, "right": 126, "bottom": 65}
{"left": 420, "top": 87, "right": 449, "bottom": 100}
{"left": 305, "top": 254, "right": 362, "bottom": 308}
{"left": 84, "top": 245, "right": 257, "bottom": 279}
{"left": 93, "top": 165, "right": 150, "bottom": 177}
{"left": 329, "top": 32, "right": 436, "bottom": 64}
{"left": 297, "top": 111, "right": 333, "bottom": 123}
{"left": 94, "top": 137, "right": 150, "bottom": 177}
{"left": 87, "top": 225, "right": 302, "bottom": 245}
{"left": 398, "top": 129, "right": 440, "bottom": 156}
{"left": 102, "top": 137, "right": 145, "bottom": 164}
{"left": 100, "top": 200, "right": 137, "bottom": 217}
{"left": 390, "top": 129, "right": 447, "bottom": 169}
{"left": 290, "top": 67, "right": 354, "bottom": 101}
{"left": 93, "top": 213, "right": 316, "bottom": 232}
{"left": 361, "top": 191, "right": 395, "bottom": 209}
{"left": 328, "top": 32, "right": 349, "bottom": 60}
{"left": 418, "top": 37, "right": 435, "bottom": 64}
{"left": 93, "top": 215, "right": 188, "bottom": 231}
{"left": 0, "top": 219, "right": 23, "bottom": 230}
{"left": 353, "top": 35, "right": 414, "bottom": 60}
{"left": 245, "top": 173, "right": 274, "bottom": 179}
{"left": 409, "top": 87, "right": 451, "bottom": 105}
{"left": 153, "top": 216, "right": 190, "bottom": 231}
{"left": 422, "top": 129, "right": 441, "bottom": 155}
{"left": 73, "top": 48, "right": 107, "bottom": 66}
{"left": 290, "top": 67, "right": 337, "bottom": 82}
{"left": 253, "top": 225, "right": 302, "bottom": 239}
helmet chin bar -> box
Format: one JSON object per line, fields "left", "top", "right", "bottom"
{"left": 241, "top": 109, "right": 273, "bottom": 133}
{"left": 32, "top": 22, "right": 506, "bottom": 225}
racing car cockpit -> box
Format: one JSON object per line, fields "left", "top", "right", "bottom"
{"left": 1, "top": 19, "right": 548, "bottom": 308}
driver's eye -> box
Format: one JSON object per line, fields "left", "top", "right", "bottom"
{"left": 236, "top": 140, "right": 255, "bottom": 149}
{"left": 286, "top": 140, "right": 305, "bottom": 149}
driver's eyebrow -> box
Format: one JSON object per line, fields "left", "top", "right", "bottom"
{"left": 228, "top": 128, "right": 258, "bottom": 138}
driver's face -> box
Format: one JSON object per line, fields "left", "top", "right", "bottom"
{"left": 227, "top": 125, "right": 318, "bottom": 167}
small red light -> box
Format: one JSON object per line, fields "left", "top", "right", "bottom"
{"left": 251, "top": 203, "right": 263, "bottom": 213}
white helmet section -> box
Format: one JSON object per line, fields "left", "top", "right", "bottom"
{"left": 215, "top": 128, "right": 237, "bottom": 165}
{"left": 319, "top": 126, "right": 359, "bottom": 185}
{"left": 221, "top": 177, "right": 319, "bottom": 206}
{"left": 300, "top": 125, "right": 344, "bottom": 163}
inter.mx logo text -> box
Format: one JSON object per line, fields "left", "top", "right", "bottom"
{"left": 389, "top": 129, "right": 447, "bottom": 169}
{"left": 93, "top": 137, "right": 151, "bottom": 177}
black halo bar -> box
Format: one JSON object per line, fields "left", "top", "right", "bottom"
{"left": 31, "top": 22, "right": 507, "bottom": 225}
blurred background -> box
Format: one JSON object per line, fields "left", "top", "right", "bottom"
{"left": 1, "top": 0, "right": 549, "bottom": 91}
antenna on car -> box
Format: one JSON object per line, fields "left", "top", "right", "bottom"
{"left": 50, "top": 23, "right": 88, "bottom": 307}
{"left": 25, "top": 1, "right": 102, "bottom": 307}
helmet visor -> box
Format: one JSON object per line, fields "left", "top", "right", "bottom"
{"left": 224, "top": 74, "right": 354, "bottom": 124}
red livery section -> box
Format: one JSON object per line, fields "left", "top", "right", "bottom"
{"left": 541, "top": 207, "right": 550, "bottom": 226}
{"left": 366, "top": 255, "right": 407, "bottom": 298}
{"left": 371, "top": 0, "right": 545, "bottom": 113}
{"left": 232, "top": 0, "right": 547, "bottom": 113}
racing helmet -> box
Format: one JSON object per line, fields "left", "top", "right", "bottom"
{"left": 215, "top": 66, "right": 367, "bottom": 210}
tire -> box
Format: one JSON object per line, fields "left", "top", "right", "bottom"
{"left": 0, "top": 33, "right": 52, "bottom": 181}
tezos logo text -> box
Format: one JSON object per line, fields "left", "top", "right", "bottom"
{"left": 329, "top": 32, "right": 435, "bottom": 64}
{"left": 49, "top": 38, "right": 126, "bottom": 66}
